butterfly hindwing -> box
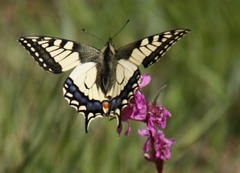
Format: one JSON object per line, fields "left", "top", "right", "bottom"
{"left": 63, "top": 60, "right": 140, "bottom": 132}
{"left": 117, "top": 29, "right": 190, "bottom": 67}
{"left": 18, "top": 36, "right": 100, "bottom": 73}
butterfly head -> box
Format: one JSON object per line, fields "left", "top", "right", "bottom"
{"left": 102, "top": 38, "right": 116, "bottom": 55}
{"left": 107, "top": 37, "right": 114, "bottom": 46}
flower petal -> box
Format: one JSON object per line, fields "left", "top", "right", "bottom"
{"left": 139, "top": 74, "right": 151, "bottom": 88}
{"left": 138, "top": 128, "right": 149, "bottom": 136}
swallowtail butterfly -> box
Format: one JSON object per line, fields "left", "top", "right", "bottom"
{"left": 18, "top": 28, "right": 190, "bottom": 132}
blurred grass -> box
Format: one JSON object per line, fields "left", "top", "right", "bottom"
{"left": 0, "top": 0, "right": 240, "bottom": 172}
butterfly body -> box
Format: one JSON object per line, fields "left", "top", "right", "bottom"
{"left": 97, "top": 40, "right": 118, "bottom": 95}
{"left": 18, "top": 28, "right": 190, "bottom": 132}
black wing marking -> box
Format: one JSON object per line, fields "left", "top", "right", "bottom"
{"left": 18, "top": 36, "right": 100, "bottom": 74}
{"left": 117, "top": 29, "right": 190, "bottom": 67}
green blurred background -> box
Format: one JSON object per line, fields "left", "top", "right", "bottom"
{"left": 1, "top": 0, "right": 239, "bottom": 172}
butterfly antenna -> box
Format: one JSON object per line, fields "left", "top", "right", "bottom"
{"left": 112, "top": 19, "right": 130, "bottom": 40}
{"left": 82, "top": 28, "right": 104, "bottom": 42}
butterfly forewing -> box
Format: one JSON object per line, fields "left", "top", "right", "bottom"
{"left": 18, "top": 36, "right": 100, "bottom": 73}
{"left": 117, "top": 29, "right": 190, "bottom": 67}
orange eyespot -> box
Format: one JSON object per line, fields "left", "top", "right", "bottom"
{"left": 102, "top": 101, "right": 110, "bottom": 109}
{"left": 102, "top": 101, "right": 110, "bottom": 115}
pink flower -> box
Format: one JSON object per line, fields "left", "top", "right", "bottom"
{"left": 147, "top": 103, "right": 171, "bottom": 129}
{"left": 118, "top": 73, "right": 175, "bottom": 173}
{"left": 138, "top": 128, "right": 175, "bottom": 161}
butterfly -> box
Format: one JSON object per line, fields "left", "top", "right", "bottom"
{"left": 18, "top": 28, "right": 190, "bottom": 132}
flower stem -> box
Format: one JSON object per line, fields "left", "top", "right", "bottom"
{"left": 152, "top": 85, "right": 167, "bottom": 106}
{"left": 155, "top": 158, "right": 164, "bottom": 173}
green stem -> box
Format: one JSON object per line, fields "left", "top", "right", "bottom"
{"left": 152, "top": 85, "right": 167, "bottom": 106}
